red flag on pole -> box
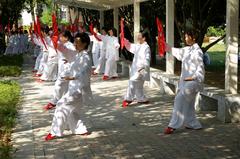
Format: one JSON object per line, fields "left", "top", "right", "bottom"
{"left": 51, "top": 13, "right": 59, "bottom": 51}
{"left": 36, "top": 16, "right": 48, "bottom": 50}
{"left": 156, "top": 17, "right": 166, "bottom": 57}
{"left": 120, "top": 18, "right": 125, "bottom": 50}
{"left": 34, "top": 20, "right": 39, "bottom": 38}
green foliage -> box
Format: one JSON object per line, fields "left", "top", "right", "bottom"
{"left": 0, "top": 55, "right": 23, "bottom": 77}
{"left": 0, "top": 80, "right": 21, "bottom": 158}
{"left": 206, "top": 26, "right": 226, "bottom": 37}
{"left": 40, "top": 8, "right": 52, "bottom": 25}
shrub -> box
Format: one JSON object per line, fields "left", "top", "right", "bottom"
{"left": 0, "top": 55, "right": 23, "bottom": 77}
{"left": 206, "top": 26, "right": 226, "bottom": 37}
{"left": 0, "top": 80, "right": 21, "bottom": 158}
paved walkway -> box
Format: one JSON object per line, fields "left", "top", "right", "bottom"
{"left": 12, "top": 56, "right": 240, "bottom": 159}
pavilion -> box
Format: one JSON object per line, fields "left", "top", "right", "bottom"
{"left": 55, "top": 0, "right": 239, "bottom": 122}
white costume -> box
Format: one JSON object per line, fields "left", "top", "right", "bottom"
{"left": 90, "top": 34, "right": 101, "bottom": 68}
{"left": 35, "top": 37, "right": 48, "bottom": 75}
{"left": 4, "top": 35, "right": 14, "bottom": 55}
{"left": 19, "top": 34, "right": 25, "bottom": 54}
{"left": 124, "top": 40, "right": 151, "bottom": 102}
{"left": 168, "top": 43, "right": 204, "bottom": 129}
{"left": 104, "top": 36, "right": 120, "bottom": 77}
{"left": 94, "top": 35, "right": 108, "bottom": 74}
{"left": 50, "top": 41, "right": 76, "bottom": 105}
{"left": 40, "top": 37, "right": 58, "bottom": 81}
{"left": 50, "top": 49, "right": 92, "bottom": 137}
{"left": 12, "top": 34, "right": 20, "bottom": 54}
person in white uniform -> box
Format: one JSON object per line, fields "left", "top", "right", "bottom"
{"left": 122, "top": 31, "right": 151, "bottom": 107}
{"left": 44, "top": 30, "right": 75, "bottom": 110}
{"left": 4, "top": 31, "right": 14, "bottom": 55}
{"left": 102, "top": 28, "right": 120, "bottom": 80}
{"left": 90, "top": 27, "right": 101, "bottom": 69}
{"left": 45, "top": 32, "right": 91, "bottom": 141}
{"left": 39, "top": 30, "right": 58, "bottom": 82}
{"left": 12, "top": 31, "right": 20, "bottom": 55}
{"left": 93, "top": 27, "right": 108, "bottom": 75}
{"left": 34, "top": 27, "right": 49, "bottom": 77}
{"left": 164, "top": 30, "right": 205, "bottom": 134}
{"left": 32, "top": 34, "right": 42, "bottom": 73}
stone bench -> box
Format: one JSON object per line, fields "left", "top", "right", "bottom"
{"left": 117, "top": 60, "right": 240, "bottom": 123}
{"left": 149, "top": 70, "right": 240, "bottom": 123}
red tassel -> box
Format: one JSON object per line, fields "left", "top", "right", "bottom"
{"left": 36, "top": 16, "right": 48, "bottom": 50}
{"left": 90, "top": 22, "right": 101, "bottom": 41}
{"left": 51, "top": 13, "right": 58, "bottom": 51}
{"left": 156, "top": 17, "right": 166, "bottom": 57}
{"left": 120, "top": 18, "right": 125, "bottom": 50}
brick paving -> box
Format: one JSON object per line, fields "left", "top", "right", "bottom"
{"left": 12, "top": 57, "right": 240, "bottom": 159}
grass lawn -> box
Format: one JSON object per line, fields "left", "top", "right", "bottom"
{"left": 0, "top": 55, "right": 23, "bottom": 77}
{"left": 0, "top": 80, "right": 21, "bottom": 158}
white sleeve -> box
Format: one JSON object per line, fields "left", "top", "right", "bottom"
{"left": 57, "top": 43, "right": 77, "bottom": 62}
{"left": 171, "top": 47, "right": 187, "bottom": 61}
{"left": 114, "top": 37, "right": 120, "bottom": 49}
{"left": 192, "top": 50, "right": 205, "bottom": 83}
{"left": 143, "top": 46, "right": 151, "bottom": 70}
{"left": 124, "top": 39, "right": 137, "bottom": 54}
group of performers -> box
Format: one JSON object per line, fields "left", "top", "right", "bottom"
{"left": 3, "top": 19, "right": 205, "bottom": 140}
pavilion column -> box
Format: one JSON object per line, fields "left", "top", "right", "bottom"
{"left": 225, "top": 0, "right": 239, "bottom": 94}
{"left": 100, "top": 10, "right": 104, "bottom": 29}
{"left": 133, "top": 0, "right": 140, "bottom": 42}
{"left": 113, "top": 7, "right": 119, "bottom": 35}
{"left": 166, "top": 0, "right": 175, "bottom": 74}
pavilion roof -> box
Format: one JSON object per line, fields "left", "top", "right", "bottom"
{"left": 55, "top": 0, "right": 149, "bottom": 10}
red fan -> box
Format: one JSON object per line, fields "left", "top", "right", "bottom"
{"left": 156, "top": 17, "right": 166, "bottom": 57}
{"left": 90, "top": 22, "right": 101, "bottom": 41}
{"left": 51, "top": 13, "right": 59, "bottom": 51}
{"left": 120, "top": 18, "right": 125, "bottom": 50}
{"left": 36, "top": 16, "right": 48, "bottom": 50}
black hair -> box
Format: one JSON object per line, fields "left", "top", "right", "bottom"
{"left": 75, "top": 32, "right": 90, "bottom": 50}
{"left": 109, "top": 27, "right": 117, "bottom": 37}
{"left": 62, "top": 30, "right": 74, "bottom": 43}
{"left": 43, "top": 26, "right": 50, "bottom": 35}
{"left": 101, "top": 27, "right": 108, "bottom": 33}
{"left": 140, "top": 30, "right": 150, "bottom": 44}
{"left": 185, "top": 29, "right": 199, "bottom": 41}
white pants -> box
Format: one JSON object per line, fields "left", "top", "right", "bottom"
{"left": 168, "top": 81, "right": 202, "bottom": 129}
{"left": 50, "top": 91, "right": 87, "bottom": 137}
{"left": 34, "top": 52, "right": 43, "bottom": 71}
{"left": 37, "top": 52, "right": 48, "bottom": 75}
{"left": 124, "top": 80, "right": 147, "bottom": 102}
{"left": 50, "top": 79, "right": 69, "bottom": 105}
{"left": 104, "top": 58, "right": 118, "bottom": 77}
{"left": 92, "top": 53, "right": 99, "bottom": 68}
{"left": 40, "top": 62, "right": 58, "bottom": 81}
{"left": 94, "top": 52, "right": 106, "bottom": 74}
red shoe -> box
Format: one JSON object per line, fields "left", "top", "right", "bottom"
{"left": 164, "top": 127, "right": 175, "bottom": 134}
{"left": 138, "top": 101, "right": 150, "bottom": 104}
{"left": 45, "top": 133, "right": 56, "bottom": 141}
{"left": 102, "top": 75, "right": 109, "bottom": 80}
{"left": 32, "top": 70, "right": 37, "bottom": 73}
{"left": 33, "top": 74, "right": 42, "bottom": 77}
{"left": 122, "top": 100, "right": 132, "bottom": 108}
{"left": 43, "top": 103, "right": 56, "bottom": 110}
